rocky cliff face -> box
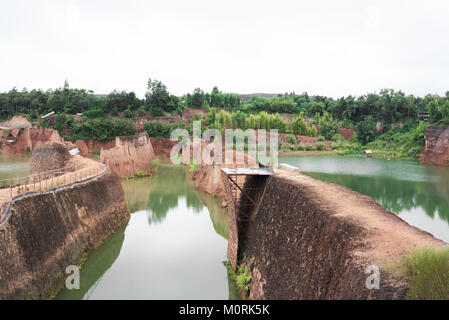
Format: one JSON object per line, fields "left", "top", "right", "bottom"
{"left": 0, "top": 128, "right": 62, "bottom": 155}
{"left": 0, "top": 172, "right": 130, "bottom": 299}
{"left": 422, "top": 125, "right": 449, "bottom": 166}
{"left": 192, "top": 148, "right": 256, "bottom": 199}
{"left": 232, "top": 170, "right": 447, "bottom": 300}
{"left": 100, "top": 132, "right": 155, "bottom": 178}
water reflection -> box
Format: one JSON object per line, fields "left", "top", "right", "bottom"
{"left": 279, "top": 155, "right": 449, "bottom": 243}
{"left": 58, "top": 163, "right": 233, "bottom": 299}
{"left": 56, "top": 227, "right": 126, "bottom": 300}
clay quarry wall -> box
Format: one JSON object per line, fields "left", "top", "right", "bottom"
{"left": 100, "top": 132, "right": 155, "bottom": 178}
{"left": 422, "top": 125, "right": 449, "bottom": 166}
{"left": 0, "top": 128, "right": 62, "bottom": 155}
{"left": 0, "top": 172, "right": 130, "bottom": 299}
{"left": 229, "top": 170, "right": 447, "bottom": 300}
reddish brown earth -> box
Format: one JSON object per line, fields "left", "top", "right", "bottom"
{"left": 0, "top": 171, "right": 129, "bottom": 299}
{"left": 100, "top": 132, "right": 156, "bottom": 178}
{"left": 422, "top": 125, "right": 449, "bottom": 167}
{"left": 338, "top": 127, "right": 354, "bottom": 140}
{"left": 0, "top": 115, "right": 32, "bottom": 129}
{"left": 0, "top": 128, "right": 63, "bottom": 155}
{"left": 192, "top": 147, "right": 256, "bottom": 199}
{"left": 237, "top": 169, "right": 448, "bottom": 299}
{"left": 150, "top": 137, "right": 177, "bottom": 157}
{"left": 86, "top": 139, "right": 116, "bottom": 154}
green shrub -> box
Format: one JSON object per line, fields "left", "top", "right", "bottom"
{"left": 401, "top": 247, "right": 449, "bottom": 300}
{"left": 332, "top": 142, "right": 339, "bottom": 150}
{"left": 83, "top": 108, "right": 105, "bottom": 118}
{"left": 316, "top": 142, "right": 325, "bottom": 151}
{"left": 223, "top": 261, "right": 252, "bottom": 292}
{"left": 144, "top": 121, "right": 186, "bottom": 138}
{"left": 288, "top": 145, "right": 295, "bottom": 151}
{"left": 124, "top": 107, "right": 135, "bottom": 118}
{"left": 318, "top": 135, "right": 325, "bottom": 141}
{"left": 305, "top": 143, "right": 312, "bottom": 151}
{"left": 286, "top": 135, "right": 296, "bottom": 145}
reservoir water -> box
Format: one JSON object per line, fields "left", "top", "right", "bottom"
{"left": 56, "top": 164, "right": 239, "bottom": 299}
{"left": 0, "top": 154, "right": 29, "bottom": 184}
{"left": 279, "top": 155, "right": 449, "bottom": 243}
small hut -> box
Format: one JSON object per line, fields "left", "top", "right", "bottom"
{"left": 363, "top": 149, "right": 373, "bottom": 158}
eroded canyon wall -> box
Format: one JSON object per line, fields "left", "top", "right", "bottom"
{"left": 422, "top": 125, "right": 449, "bottom": 166}
{"left": 0, "top": 128, "right": 62, "bottom": 155}
{"left": 0, "top": 172, "right": 130, "bottom": 299}
{"left": 100, "top": 132, "right": 155, "bottom": 178}
{"left": 233, "top": 170, "right": 447, "bottom": 300}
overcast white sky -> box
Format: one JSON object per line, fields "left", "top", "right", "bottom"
{"left": 1, "top": 0, "right": 448, "bottom": 98}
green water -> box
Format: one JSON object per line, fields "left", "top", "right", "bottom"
{"left": 57, "top": 164, "right": 237, "bottom": 300}
{"left": 279, "top": 155, "right": 449, "bottom": 243}
{"left": 0, "top": 154, "right": 29, "bottom": 185}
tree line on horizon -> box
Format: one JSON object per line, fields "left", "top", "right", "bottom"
{"left": 1, "top": 78, "right": 449, "bottom": 148}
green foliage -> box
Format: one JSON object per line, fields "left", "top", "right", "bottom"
{"left": 400, "top": 247, "right": 449, "bottom": 300}
{"left": 355, "top": 115, "right": 377, "bottom": 145}
{"left": 305, "top": 143, "right": 313, "bottom": 151}
{"left": 133, "top": 171, "right": 148, "bottom": 178}
{"left": 366, "top": 121, "right": 428, "bottom": 159}
{"left": 144, "top": 121, "right": 186, "bottom": 138}
{"left": 69, "top": 118, "right": 135, "bottom": 141}
{"left": 83, "top": 108, "right": 105, "bottom": 119}
{"left": 223, "top": 261, "right": 253, "bottom": 292}
{"left": 152, "top": 159, "right": 159, "bottom": 172}
{"left": 286, "top": 135, "right": 296, "bottom": 145}
{"left": 124, "top": 107, "right": 135, "bottom": 118}
{"left": 316, "top": 142, "right": 325, "bottom": 151}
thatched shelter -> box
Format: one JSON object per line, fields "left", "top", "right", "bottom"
{"left": 30, "top": 141, "right": 70, "bottom": 177}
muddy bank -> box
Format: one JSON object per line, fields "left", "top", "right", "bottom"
{"left": 422, "top": 125, "right": 449, "bottom": 166}
{"left": 100, "top": 132, "right": 155, "bottom": 178}
{"left": 231, "top": 169, "right": 447, "bottom": 299}
{"left": 0, "top": 172, "right": 130, "bottom": 299}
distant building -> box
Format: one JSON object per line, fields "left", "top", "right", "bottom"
{"left": 41, "top": 111, "right": 56, "bottom": 120}
{"left": 363, "top": 150, "right": 373, "bottom": 158}
{"left": 417, "top": 111, "right": 430, "bottom": 121}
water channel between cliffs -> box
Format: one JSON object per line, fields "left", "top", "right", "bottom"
{"left": 56, "top": 163, "right": 240, "bottom": 300}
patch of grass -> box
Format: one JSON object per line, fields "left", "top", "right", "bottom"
{"left": 400, "top": 247, "right": 449, "bottom": 300}
{"left": 446, "top": 158, "right": 449, "bottom": 163}
{"left": 223, "top": 260, "right": 253, "bottom": 292}
{"left": 152, "top": 159, "right": 159, "bottom": 171}
{"left": 126, "top": 171, "right": 149, "bottom": 179}
{"left": 189, "top": 163, "right": 199, "bottom": 172}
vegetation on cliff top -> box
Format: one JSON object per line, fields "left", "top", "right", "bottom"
{"left": 400, "top": 247, "right": 449, "bottom": 300}
{"left": 2, "top": 78, "right": 449, "bottom": 158}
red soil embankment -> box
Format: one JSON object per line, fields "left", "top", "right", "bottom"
{"left": 150, "top": 137, "right": 177, "bottom": 157}
{"left": 338, "top": 127, "right": 354, "bottom": 140}
{"left": 238, "top": 169, "right": 448, "bottom": 299}
{"left": 100, "top": 132, "right": 155, "bottom": 178}
{"left": 192, "top": 147, "right": 256, "bottom": 199}
{"left": 0, "top": 128, "right": 63, "bottom": 155}
{"left": 0, "top": 171, "right": 129, "bottom": 299}
{"left": 422, "top": 125, "right": 449, "bottom": 167}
